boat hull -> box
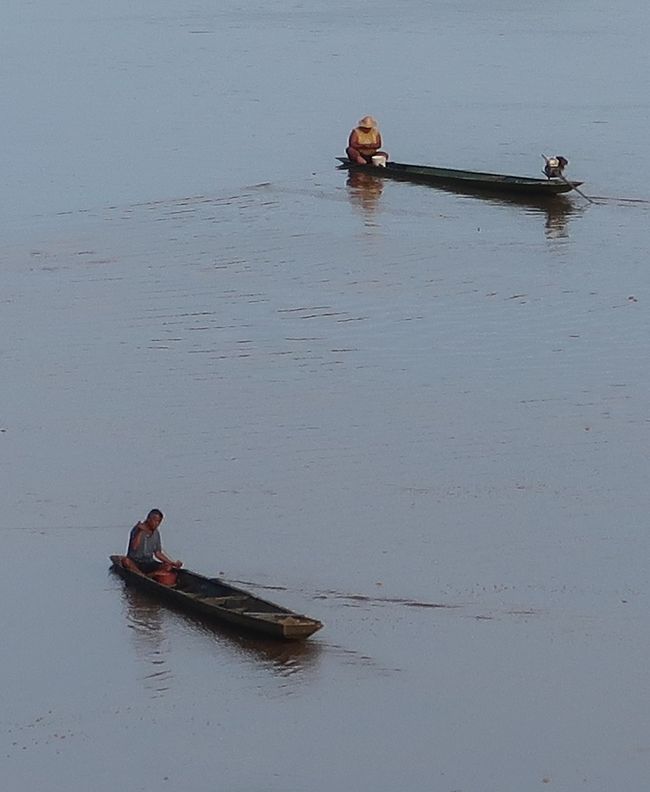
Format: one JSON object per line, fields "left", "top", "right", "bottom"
{"left": 337, "top": 158, "right": 582, "bottom": 196}
{"left": 109, "top": 556, "right": 322, "bottom": 640}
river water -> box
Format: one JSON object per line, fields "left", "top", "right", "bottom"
{"left": 3, "top": 2, "right": 650, "bottom": 791}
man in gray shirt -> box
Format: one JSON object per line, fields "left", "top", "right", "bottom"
{"left": 123, "top": 508, "right": 182, "bottom": 575}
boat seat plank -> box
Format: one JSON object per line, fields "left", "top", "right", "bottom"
{"left": 200, "top": 595, "right": 252, "bottom": 607}
{"left": 244, "top": 612, "right": 308, "bottom": 624}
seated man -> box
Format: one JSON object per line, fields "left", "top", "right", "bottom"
{"left": 346, "top": 115, "right": 389, "bottom": 165}
{"left": 122, "top": 508, "right": 182, "bottom": 575}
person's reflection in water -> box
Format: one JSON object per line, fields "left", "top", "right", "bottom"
{"left": 346, "top": 170, "right": 384, "bottom": 225}
{"left": 519, "top": 195, "right": 584, "bottom": 242}
{"left": 541, "top": 197, "right": 575, "bottom": 241}
{"left": 122, "top": 586, "right": 172, "bottom": 697}
{"left": 455, "top": 188, "right": 581, "bottom": 242}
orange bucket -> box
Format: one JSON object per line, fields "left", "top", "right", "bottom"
{"left": 152, "top": 569, "right": 177, "bottom": 586}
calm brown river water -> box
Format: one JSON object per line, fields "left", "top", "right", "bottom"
{"left": 3, "top": 2, "right": 650, "bottom": 791}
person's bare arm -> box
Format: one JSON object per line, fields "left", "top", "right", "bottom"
{"left": 154, "top": 549, "right": 182, "bottom": 568}
{"left": 348, "top": 129, "right": 362, "bottom": 151}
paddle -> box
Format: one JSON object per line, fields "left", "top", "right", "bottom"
{"left": 541, "top": 155, "right": 594, "bottom": 204}
{"left": 558, "top": 173, "right": 595, "bottom": 204}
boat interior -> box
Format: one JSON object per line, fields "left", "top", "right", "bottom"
{"left": 175, "top": 570, "right": 292, "bottom": 615}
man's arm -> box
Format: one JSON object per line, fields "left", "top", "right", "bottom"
{"left": 154, "top": 549, "right": 182, "bottom": 568}
{"left": 127, "top": 524, "right": 143, "bottom": 554}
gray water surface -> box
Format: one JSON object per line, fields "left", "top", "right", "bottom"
{"left": 3, "top": 2, "right": 650, "bottom": 791}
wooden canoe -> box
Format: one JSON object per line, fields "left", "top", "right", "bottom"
{"left": 337, "top": 157, "right": 583, "bottom": 196}
{"left": 109, "top": 555, "right": 323, "bottom": 640}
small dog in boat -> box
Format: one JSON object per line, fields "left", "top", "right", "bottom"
{"left": 543, "top": 155, "right": 569, "bottom": 179}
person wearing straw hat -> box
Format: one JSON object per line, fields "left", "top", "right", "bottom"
{"left": 346, "top": 115, "right": 388, "bottom": 165}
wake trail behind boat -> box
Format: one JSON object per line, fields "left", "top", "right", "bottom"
{"left": 588, "top": 195, "right": 650, "bottom": 206}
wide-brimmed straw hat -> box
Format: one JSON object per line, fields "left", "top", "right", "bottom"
{"left": 357, "top": 115, "right": 377, "bottom": 129}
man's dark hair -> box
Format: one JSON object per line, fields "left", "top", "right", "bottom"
{"left": 147, "top": 508, "right": 164, "bottom": 520}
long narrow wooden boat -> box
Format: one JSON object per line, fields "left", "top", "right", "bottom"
{"left": 337, "top": 157, "right": 583, "bottom": 196}
{"left": 109, "top": 555, "right": 322, "bottom": 640}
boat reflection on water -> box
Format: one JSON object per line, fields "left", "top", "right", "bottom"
{"left": 449, "top": 187, "right": 584, "bottom": 241}
{"left": 344, "top": 166, "right": 584, "bottom": 240}
{"left": 119, "top": 583, "right": 322, "bottom": 681}
{"left": 345, "top": 170, "right": 384, "bottom": 223}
